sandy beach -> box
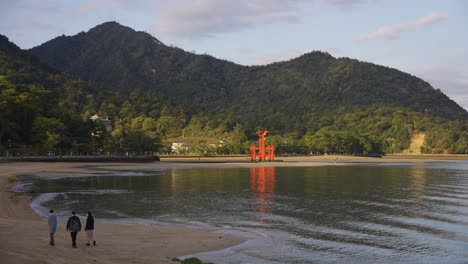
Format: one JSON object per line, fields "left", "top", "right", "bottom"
{"left": 0, "top": 161, "right": 250, "bottom": 264}
{"left": 0, "top": 156, "right": 466, "bottom": 263}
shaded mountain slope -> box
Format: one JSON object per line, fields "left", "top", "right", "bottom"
{"left": 1, "top": 27, "right": 467, "bottom": 154}
{"left": 29, "top": 21, "right": 467, "bottom": 126}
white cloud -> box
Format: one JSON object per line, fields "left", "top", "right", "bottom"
{"left": 152, "top": 0, "right": 309, "bottom": 38}
{"left": 356, "top": 12, "right": 446, "bottom": 41}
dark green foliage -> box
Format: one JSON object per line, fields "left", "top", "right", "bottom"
{"left": 422, "top": 120, "right": 467, "bottom": 154}
{"left": 2, "top": 20, "right": 468, "bottom": 155}
{"left": 304, "top": 106, "right": 467, "bottom": 154}
{"left": 29, "top": 22, "right": 240, "bottom": 114}
{"left": 31, "top": 23, "right": 467, "bottom": 128}
{"left": 0, "top": 34, "right": 168, "bottom": 154}
{"left": 0, "top": 35, "right": 92, "bottom": 154}
{"left": 30, "top": 22, "right": 467, "bottom": 126}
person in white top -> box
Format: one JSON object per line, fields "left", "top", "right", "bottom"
{"left": 48, "top": 209, "right": 57, "bottom": 246}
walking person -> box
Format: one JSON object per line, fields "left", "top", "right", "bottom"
{"left": 48, "top": 209, "right": 57, "bottom": 246}
{"left": 66, "top": 211, "right": 81, "bottom": 248}
{"left": 85, "top": 211, "right": 96, "bottom": 246}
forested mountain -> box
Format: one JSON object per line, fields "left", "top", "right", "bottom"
{"left": 0, "top": 34, "right": 174, "bottom": 154}
{"left": 30, "top": 22, "right": 466, "bottom": 124}
{"left": 2, "top": 21, "right": 467, "bottom": 155}
{"left": 0, "top": 34, "right": 94, "bottom": 154}
{"left": 29, "top": 22, "right": 240, "bottom": 114}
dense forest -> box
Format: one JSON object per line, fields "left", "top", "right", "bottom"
{"left": 1, "top": 22, "right": 467, "bottom": 156}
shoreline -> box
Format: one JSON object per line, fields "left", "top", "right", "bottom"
{"left": 1, "top": 158, "right": 466, "bottom": 263}
{"left": 0, "top": 162, "right": 247, "bottom": 264}
{"left": 2, "top": 153, "right": 466, "bottom": 164}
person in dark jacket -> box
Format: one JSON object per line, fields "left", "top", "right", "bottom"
{"left": 84, "top": 211, "right": 96, "bottom": 246}
{"left": 66, "top": 211, "right": 81, "bottom": 248}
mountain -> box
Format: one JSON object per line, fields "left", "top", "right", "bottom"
{"left": 29, "top": 22, "right": 240, "bottom": 113}
{"left": 2, "top": 22, "right": 466, "bottom": 155}
{"left": 0, "top": 34, "right": 95, "bottom": 153}
{"left": 29, "top": 21, "right": 467, "bottom": 126}
{"left": 1, "top": 33, "right": 187, "bottom": 155}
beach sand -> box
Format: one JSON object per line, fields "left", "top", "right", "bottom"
{"left": 0, "top": 162, "right": 248, "bottom": 264}
{"left": 0, "top": 156, "right": 465, "bottom": 263}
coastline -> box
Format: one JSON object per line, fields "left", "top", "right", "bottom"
{"left": 1, "top": 156, "right": 466, "bottom": 263}
{"left": 0, "top": 162, "right": 246, "bottom": 264}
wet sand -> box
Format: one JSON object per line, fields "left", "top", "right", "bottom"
{"left": 0, "top": 162, "right": 246, "bottom": 264}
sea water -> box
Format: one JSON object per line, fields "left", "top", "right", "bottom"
{"left": 18, "top": 162, "right": 468, "bottom": 263}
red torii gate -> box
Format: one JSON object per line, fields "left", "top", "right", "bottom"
{"left": 250, "top": 129, "right": 275, "bottom": 162}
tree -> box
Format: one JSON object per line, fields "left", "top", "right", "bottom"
{"left": 230, "top": 123, "right": 248, "bottom": 154}
{"left": 121, "top": 130, "right": 161, "bottom": 154}
{"left": 31, "top": 116, "right": 66, "bottom": 153}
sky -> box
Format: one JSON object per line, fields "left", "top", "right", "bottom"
{"left": 1, "top": 0, "right": 467, "bottom": 111}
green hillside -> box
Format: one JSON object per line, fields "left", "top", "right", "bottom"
{"left": 0, "top": 34, "right": 99, "bottom": 153}
{"left": 0, "top": 35, "right": 168, "bottom": 155}
{"left": 1, "top": 21, "right": 467, "bottom": 155}
{"left": 30, "top": 22, "right": 466, "bottom": 124}
{"left": 29, "top": 22, "right": 241, "bottom": 113}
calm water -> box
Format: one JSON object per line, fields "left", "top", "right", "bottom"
{"left": 24, "top": 162, "right": 468, "bottom": 263}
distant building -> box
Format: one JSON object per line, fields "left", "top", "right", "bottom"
{"left": 171, "top": 141, "right": 188, "bottom": 154}
{"left": 90, "top": 114, "right": 113, "bottom": 132}
{"left": 171, "top": 139, "right": 224, "bottom": 154}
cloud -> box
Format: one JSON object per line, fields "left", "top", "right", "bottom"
{"left": 356, "top": 12, "right": 446, "bottom": 41}
{"left": 152, "top": 0, "right": 309, "bottom": 38}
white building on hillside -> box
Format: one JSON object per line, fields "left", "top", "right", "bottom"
{"left": 171, "top": 141, "right": 188, "bottom": 154}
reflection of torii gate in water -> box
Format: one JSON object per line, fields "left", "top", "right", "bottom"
{"left": 250, "top": 167, "right": 276, "bottom": 221}
{"left": 250, "top": 129, "right": 275, "bottom": 162}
